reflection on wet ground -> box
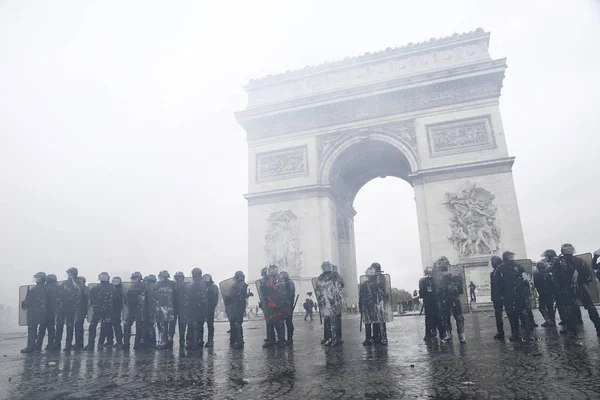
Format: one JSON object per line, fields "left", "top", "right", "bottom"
{"left": 2, "top": 313, "right": 600, "bottom": 399}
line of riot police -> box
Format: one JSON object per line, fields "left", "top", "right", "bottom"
{"left": 19, "top": 267, "right": 223, "bottom": 354}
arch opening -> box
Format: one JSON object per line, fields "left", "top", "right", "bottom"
{"left": 326, "top": 138, "right": 413, "bottom": 206}
{"left": 325, "top": 137, "right": 422, "bottom": 303}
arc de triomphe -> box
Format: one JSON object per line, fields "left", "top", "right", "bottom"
{"left": 235, "top": 29, "right": 526, "bottom": 307}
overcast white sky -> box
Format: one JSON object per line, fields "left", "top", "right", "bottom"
{"left": 1, "top": 1, "right": 599, "bottom": 312}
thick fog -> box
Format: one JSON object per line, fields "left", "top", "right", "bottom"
{"left": 1, "top": 1, "right": 599, "bottom": 320}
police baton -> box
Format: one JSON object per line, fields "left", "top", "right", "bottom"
{"left": 359, "top": 312, "right": 363, "bottom": 333}
{"left": 292, "top": 294, "right": 300, "bottom": 310}
{"left": 419, "top": 303, "right": 424, "bottom": 316}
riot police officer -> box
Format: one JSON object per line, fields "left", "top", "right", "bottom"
{"left": 224, "top": 271, "right": 253, "bottom": 349}
{"left": 85, "top": 272, "right": 114, "bottom": 351}
{"left": 280, "top": 271, "right": 296, "bottom": 345}
{"left": 419, "top": 267, "right": 439, "bottom": 340}
{"left": 122, "top": 272, "right": 146, "bottom": 349}
{"left": 44, "top": 274, "right": 60, "bottom": 350}
{"left": 173, "top": 271, "right": 189, "bottom": 352}
{"left": 56, "top": 267, "right": 82, "bottom": 351}
{"left": 20, "top": 272, "right": 48, "bottom": 353}
{"left": 187, "top": 268, "right": 207, "bottom": 349}
{"left": 489, "top": 255, "right": 504, "bottom": 339}
{"left": 73, "top": 276, "right": 88, "bottom": 350}
{"left": 204, "top": 274, "right": 219, "bottom": 348}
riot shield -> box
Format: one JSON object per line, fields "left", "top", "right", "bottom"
{"left": 152, "top": 281, "right": 175, "bottom": 322}
{"left": 255, "top": 278, "right": 291, "bottom": 324}
{"left": 220, "top": 277, "right": 238, "bottom": 319}
{"left": 576, "top": 253, "right": 599, "bottom": 305}
{"left": 358, "top": 274, "right": 393, "bottom": 323}
{"left": 432, "top": 264, "right": 470, "bottom": 314}
{"left": 18, "top": 285, "right": 34, "bottom": 326}
{"left": 121, "top": 282, "right": 132, "bottom": 321}
{"left": 514, "top": 259, "right": 535, "bottom": 309}
{"left": 311, "top": 276, "right": 344, "bottom": 318}
{"left": 87, "top": 283, "right": 100, "bottom": 321}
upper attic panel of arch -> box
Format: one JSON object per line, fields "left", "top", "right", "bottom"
{"left": 245, "top": 29, "right": 492, "bottom": 108}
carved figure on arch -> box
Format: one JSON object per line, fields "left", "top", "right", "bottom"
{"left": 265, "top": 210, "right": 303, "bottom": 276}
{"left": 444, "top": 182, "right": 500, "bottom": 257}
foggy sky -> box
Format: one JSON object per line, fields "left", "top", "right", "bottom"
{"left": 1, "top": 0, "right": 599, "bottom": 312}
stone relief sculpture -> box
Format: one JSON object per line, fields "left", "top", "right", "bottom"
{"left": 257, "top": 148, "right": 306, "bottom": 180}
{"left": 265, "top": 210, "right": 302, "bottom": 275}
{"left": 428, "top": 118, "right": 493, "bottom": 155}
{"left": 444, "top": 182, "right": 500, "bottom": 257}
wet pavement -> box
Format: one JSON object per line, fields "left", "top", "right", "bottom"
{"left": 2, "top": 312, "right": 600, "bottom": 399}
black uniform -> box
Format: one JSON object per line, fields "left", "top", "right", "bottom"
{"left": 419, "top": 276, "right": 439, "bottom": 339}
{"left": 123, "top": 281, "right": 146, "bottom": 348}
{"left": 534, "top": 263, "right": 556, "bottom": 326}
{"left": 174, "top": 279, "right": 190, "bottom": 348}
{"left": 205, "top": 280, "right": 219, "bottom": 346}
{"left": 21, "top": 283, "right": 49, "bottom": 351}
{"left": 86, "top": 282, "right": 115, "bottom": 349}
{"left": 496, "top": 260, "right": 532, "bottom": 340}
{"left": 55, "top": 278, "right": 82, "bottom": 350}
{"left": 225, "top": 279, "right": 250, "bottom": 348}
{"left": 112, "top": 283, "right": 124, "bottom": 345}
{"left": 490, "top": 265, "right": 504, "bottom": 337}
{"left": 144, "top": 280, "right": 157, "bottom": 347}
{"left": 282, "top": 277, "right": 295, "bottom": 343}
{"left": 74, "top": 281, "right": 88, "bottom": 349}
{"left": 44, "top": 280, "right": 61, "bottom": 349}
{"left": 552, "top": 255, "right": 600, "bottom": 336}
{"left": 187, "top": 278, "right": 208, "bottom": 348}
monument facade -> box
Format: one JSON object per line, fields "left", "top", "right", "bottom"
{"left": 236, "top": 29, "right": 527, "bottom": 307}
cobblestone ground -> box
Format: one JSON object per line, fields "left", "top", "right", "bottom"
{"left": 2, "top": 312, "right": 600, "bottom": 399}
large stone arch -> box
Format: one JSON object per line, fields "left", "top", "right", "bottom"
{"left": 236, "top": 29, "right": 527, "bottom": 307}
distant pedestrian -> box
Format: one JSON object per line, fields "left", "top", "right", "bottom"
{"left": 469, "top": 281, "right": 477, "bottom": 302}
{"left": 303, "top": 298, "right": 314, "bottom": 321}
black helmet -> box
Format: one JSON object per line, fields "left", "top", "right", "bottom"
{"left": 34, "top": 272, "right": 46, "bottom": 283}
{"left": 112, "top": 276, "right": 122, "bottom": 285}
{"left": 234, "top": 271, "right": 245, "bottom": 282}
{"left": 370, "top": 263, "right": 382, "bottom": 273}
{"left": 46, "top": 274, "right": 57, "bottom": 284}
{"left": 130, "top": 271, "right": 143, "bottom": 281}
{"left": 191, "top": 268, "right": 202, "bottom": 278}
{"left": 260, "top": 267, "right": 268, "bottom": 277}
{"left": 561, "top": 243, "right": 575, "bottom": 256}
{"left": 540, "top": 249, "right": 557, "bottom": 259}
{"left": 158, "top": 270, "right": 170, "bottom": 280}
{"left": 98, "top": 272, "right": 110, "bottom": 282}
{"left": 490, "top": 256, "right": 503, "bottom": 268}
{"left": 174, "top": 271, "right": 185, "bottom": 281}
{"left": 321, "top": 261, "right": 333, "bottom": 272}
{"left": 146, "top": 274, "right": 157, "bottom": 283}
{"left": 66, "top": 267, "right": 78, "bottom": 278}
{"left": 536, "top": 261, "right": 547, "bottom": 271}
{"left": 502, "top": 251, "right": 515, "bottom": 263}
